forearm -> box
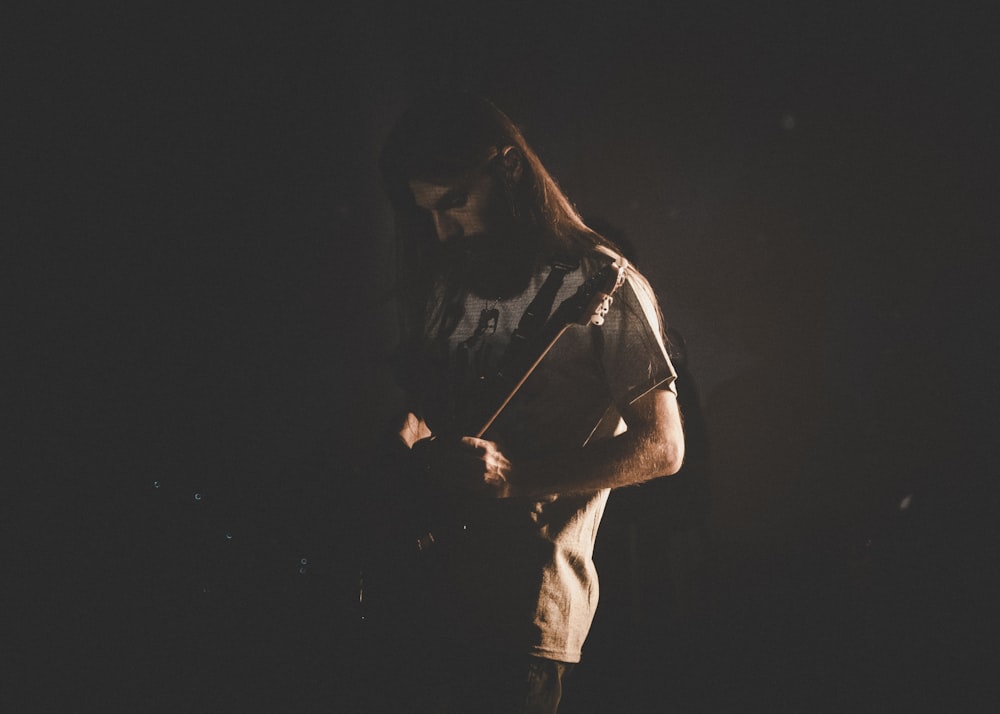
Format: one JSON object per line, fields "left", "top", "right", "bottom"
{"left": 509, "top": 414, "right": 683, "bottom": 500}
{"left": 509, "top": 435, "right": 674, "bottom": 500}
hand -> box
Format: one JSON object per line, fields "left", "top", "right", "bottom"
{"left": 413, "top": 436, "right": 514, "bottom": 499}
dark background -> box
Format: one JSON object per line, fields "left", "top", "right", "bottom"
{"left": 9, "top": 3, "right": 998, "bottom": 712}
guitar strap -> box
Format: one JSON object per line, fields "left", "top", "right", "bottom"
{"left": 496, "top": 255, "right": 579, "bottom": 381}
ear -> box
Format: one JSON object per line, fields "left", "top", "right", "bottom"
{"left": 499, "top": 146, "right": 524, "bottom": 184}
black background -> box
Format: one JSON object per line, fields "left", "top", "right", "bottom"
{"left": 9, "top": 3, "right": 999, "bottom": 712}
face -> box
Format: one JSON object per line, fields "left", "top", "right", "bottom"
{"left": 409, "top": 166, "right": 502, "bottom": 246}
{"left": 409, "top": 165, "right": 534, "bottom": 297}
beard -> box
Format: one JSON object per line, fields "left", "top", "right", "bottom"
{"left": 444, "top": 225, "right": 540, "bottom": 299}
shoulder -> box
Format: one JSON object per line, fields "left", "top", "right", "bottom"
{"left": 582, "top": 244, "right": 662, "bottom": 323}
{"left": 585, "top": 245, "right": 671, "bottom": 358}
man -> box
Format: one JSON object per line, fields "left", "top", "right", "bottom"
{"left": 367, "top": 90, "right": 684, "bottom": 713}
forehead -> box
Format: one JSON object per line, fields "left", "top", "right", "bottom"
{"left": 408, "top": 168, "right": 494, "bottom": 211}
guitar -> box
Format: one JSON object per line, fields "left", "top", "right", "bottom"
{"left": 358, "top": 254, "right": 628, "bottom": 622}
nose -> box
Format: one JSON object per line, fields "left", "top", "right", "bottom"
{"left": 432, "top": 212, "right": 462, "bottom": 243}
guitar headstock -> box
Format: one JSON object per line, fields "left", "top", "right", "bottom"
{"left": 571, "top": 258, "right": 628, "bottom": 327}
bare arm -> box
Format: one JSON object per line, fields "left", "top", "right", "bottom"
{"left": 396, "top": 387, "right": 684, "bottom": 500}
{"left": 505, "top": 387, "right": 684, "bottom": 499}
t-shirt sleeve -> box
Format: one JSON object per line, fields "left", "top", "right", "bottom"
{"left": 598, "top": 268, "right": 677, "bottom": 408}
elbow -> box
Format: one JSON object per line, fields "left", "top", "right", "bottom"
{"left": 636, "top": 429, "right": 684, "bottom": 480}
{"left": 654, "top": 423, "right": 685, "bottom": 477}
{"left": 661, "top": 433, "right": 685, "bottom": 476}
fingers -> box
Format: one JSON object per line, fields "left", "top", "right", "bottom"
{"left": 448, "top": 437, "right": 513, "bottom": 497}
{"left": 458, "top": 437, "right": 510, "bottom": 473}
{"left": 398, "top": 412, "right": 431, "bottom": 448}
{"left": 481, "top": 448, "right": 513, "bottom": 498}
{"left": 458, "top": 435, "right": 489, "bottom": 452}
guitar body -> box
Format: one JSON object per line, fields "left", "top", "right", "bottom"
{"left": 358, "top": 459, "right": 495, "bottom": 631}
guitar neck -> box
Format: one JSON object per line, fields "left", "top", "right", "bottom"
{"left": 475, "top": 321, "right": 573, "bottom": 438}
{"left": 475, "top": 260, "right": 626, "bottom": 438}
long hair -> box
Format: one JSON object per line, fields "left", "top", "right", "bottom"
{"left": 378, "top": 91, "right": 616, "bottom": 340}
